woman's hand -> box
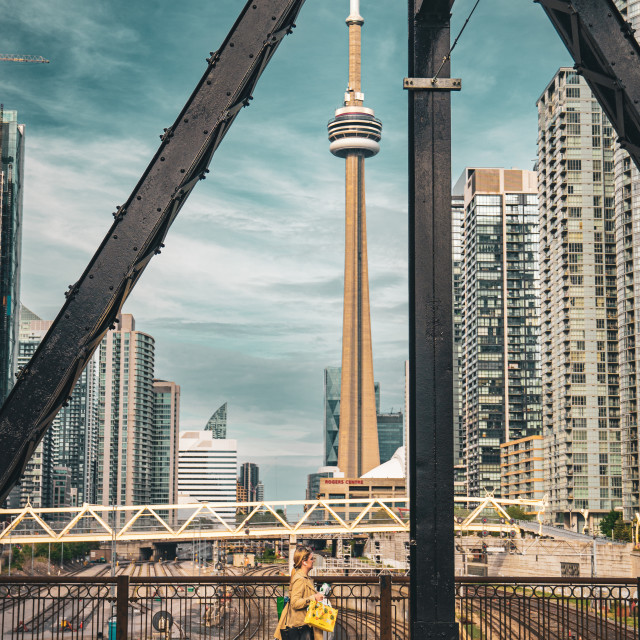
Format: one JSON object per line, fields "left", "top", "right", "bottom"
{"left": 313, "top": 592, "right": 324, "bottom": 602}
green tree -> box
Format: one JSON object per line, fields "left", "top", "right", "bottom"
{"left": 600, "top": 509, "right": 621, "bottom": 538}
{"left": 505, "top": 506, "right": 534, "bottom": 522}
{"left": 613, "top": 518, "right": 632, "bottom": 542}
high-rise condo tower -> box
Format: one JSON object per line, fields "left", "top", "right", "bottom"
{"left": 328, "top": 0, "right": 382, "bottom": 478}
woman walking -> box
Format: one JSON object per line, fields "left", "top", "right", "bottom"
{"left": 274, "top": 545, "right": 324, "bottom": 640}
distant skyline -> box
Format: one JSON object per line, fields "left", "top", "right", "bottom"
{"left": 2, "top": 0, "right": 571, "bottom": 499}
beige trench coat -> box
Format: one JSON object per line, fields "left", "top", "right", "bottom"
{"left": 274, "top": 571, "right": 323, "bottom": 640}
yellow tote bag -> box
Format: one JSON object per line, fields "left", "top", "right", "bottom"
{"left": 304, "top": 600, "right": 338, "bottom": 633}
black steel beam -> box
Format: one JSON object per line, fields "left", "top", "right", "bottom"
{"left": 408, "top": 0, "right": 458, "bottom": 638}
{"left": 0, "top": 0, "right": 306, "bottom": 503}
{"left": 537, "top": 0, "right": 640, "bottom": 169}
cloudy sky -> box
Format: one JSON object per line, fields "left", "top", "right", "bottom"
{"left": 2, "top": 0, "right": 570, "bottom": 500}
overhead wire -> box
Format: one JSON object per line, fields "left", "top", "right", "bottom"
{"left": 433, "top": 0, "right": 483, "bottom": 80}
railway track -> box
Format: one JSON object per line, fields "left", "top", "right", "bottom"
{"left": 331, "top": 599, "right": 407, "bottom": 639}
{"left": 11, "top": 563, "right": 117, "bottom": 634}
{"left": 459, "top": 585, "right": 638, "bottom": 640}
{"left": 234, "top": 565, "right": 284, "bottom": 639}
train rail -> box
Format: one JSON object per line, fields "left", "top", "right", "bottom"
{"left": 458, "top": 582, "right": 639, "bottom": 640}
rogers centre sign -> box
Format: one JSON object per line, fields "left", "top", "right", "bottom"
{"left": 324, "top": 479, "right": 364, "bottom": 485}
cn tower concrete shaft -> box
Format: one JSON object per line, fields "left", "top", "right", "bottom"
{"left": 328, "top": 0, "right": 382, "bottom": 478}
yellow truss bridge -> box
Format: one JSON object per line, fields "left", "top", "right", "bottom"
{"left": 0, "top": 495, "right": 545, "bottom": 545}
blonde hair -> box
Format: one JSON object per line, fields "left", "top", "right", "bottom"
{"left": 291, "top": 545, "right": 312, "bottom": 576}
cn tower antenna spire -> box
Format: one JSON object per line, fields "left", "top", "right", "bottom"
{"left": 328, "top": 0, "right": 382, "bottom": 479}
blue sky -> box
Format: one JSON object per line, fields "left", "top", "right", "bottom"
{"left": 2, "top": 0, "right": 570, "bottom": 500}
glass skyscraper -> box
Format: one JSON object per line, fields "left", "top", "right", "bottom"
{"left": 8, "top": 306, "right": 98, "bottom": 508}
{"left": 376, "top": 412, "right": 403, "bottom": 464}
{"left": 0, "top": 110, "right": 24, "bottom": 402}
{"left": 239, "top": 462, "right": 259, "bottom": 502}
{"left": 456, "top": 168, "right": 543, "bottom": 497}
{"left": 323, "top": 367, "right": 341, "bottom": 466}
{"left": 323, "top": 366, "right": 381, "bottom": 468}
{"left": 152, "top": 379, "right": 180, "bottom": 520}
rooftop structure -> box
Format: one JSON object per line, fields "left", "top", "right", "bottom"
{"left": 205, "top": 402, "right": 227, "bottom": 438}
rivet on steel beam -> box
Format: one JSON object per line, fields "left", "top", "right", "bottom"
{"left": 157, "top": 208, "right": 162, "bottom": 212}
{"left": 89, "top": 275, "right": 94, "bottom": 279}
{"left": 133, "top": 247, "right": 138, "bottom": 251}
{"left": 136, "top": 196, "right": 142, "bottom": 200}
{"left": 109, "top": 286, "right": 114, "bottom": 291}
{"left": 113, "top": 235, "right": 118, "bottom": 239}
{"left": 160, "top": 157, "right": 165, "bottom": 161}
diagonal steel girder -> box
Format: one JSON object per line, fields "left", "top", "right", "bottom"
{"left": 537, "top": 0, "right": 640, "bottom": 168}
{"left": 0, "top": 0, "right": 306, "bottom": 503}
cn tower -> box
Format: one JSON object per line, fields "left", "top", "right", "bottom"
{"left": 328, "top": 0, "right": 382, "bottom": 478}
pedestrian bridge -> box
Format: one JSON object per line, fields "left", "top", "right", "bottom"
{"left": 0, "top": 495, "right": 545, "bottom": 544}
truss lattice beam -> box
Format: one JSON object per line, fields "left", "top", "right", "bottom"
{"left": 0, "top": 497, "right": 546, "bottom": 544}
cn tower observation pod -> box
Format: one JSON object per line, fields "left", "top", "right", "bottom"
{"left": 328, "top": 106, "right": 382, "bottom": 158}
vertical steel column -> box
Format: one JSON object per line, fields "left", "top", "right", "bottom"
{"left": 116, "top": 574, "right": 129, "bottom": 639}
{"left": 408, "top": 0, "right": 458, "bottom": 638}
{"left": 379, "top": 574, "right": 392, "bottom": 640}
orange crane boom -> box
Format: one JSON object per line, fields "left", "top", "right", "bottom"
{"left": 0, "top": 54, "right": 49, "bottom": 63}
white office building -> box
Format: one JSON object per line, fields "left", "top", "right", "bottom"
{"left": 178, "top": 431, "right": 237, "bottom": 524}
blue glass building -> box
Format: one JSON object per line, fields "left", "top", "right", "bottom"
{"left": 0, "top": 110, "right": 24, "bottom": 402}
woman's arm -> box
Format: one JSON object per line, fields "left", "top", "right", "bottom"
{"left": 290, "top": 577, "right": 316, "bottom": 610}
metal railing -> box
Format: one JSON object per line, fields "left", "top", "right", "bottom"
{"left": 1, "top": 573, "right": 638, "bottom": 638}
{"left": 457, "top": 577, "right": 640, "bottom": 640}
{"left": 0, "top": 572, "right": 408, "bottom": 639}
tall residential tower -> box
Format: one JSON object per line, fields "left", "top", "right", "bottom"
{"left": 328, "top": 0, "right": 382, "bottom": 478}
{"left": 537, "top": 69, "right": 621, "bottom": 529}
{"left": 613, "top": 0, "right": 640, "bottom": 520}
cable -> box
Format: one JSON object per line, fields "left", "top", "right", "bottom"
{"left": 433, "top": 0, "right": 483, "bottom": 80}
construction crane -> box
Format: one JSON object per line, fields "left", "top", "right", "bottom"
{"left": 0, "top": 54, "right": 49, "bottom": 63}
